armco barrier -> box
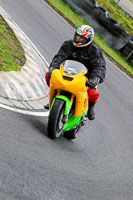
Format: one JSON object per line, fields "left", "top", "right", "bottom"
{"left": 63, "top": 0, "right": 133, "bottom": 64}
{"left": 122, "top": 40, "right": 133, "bottom": 64}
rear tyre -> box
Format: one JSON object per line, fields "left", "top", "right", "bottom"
{"left": 63, "top": 125, "right": 81, "bottom": 140}
{"left": 47, "top": 99, "right": 65, "bottom": 139}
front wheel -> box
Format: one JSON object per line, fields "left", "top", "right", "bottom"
{"left": 47, "top": 99, "right": 65, "bottom": 139}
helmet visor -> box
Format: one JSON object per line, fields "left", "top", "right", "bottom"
{"left": 73, "top": 33, "right": 87, "bottom": 44}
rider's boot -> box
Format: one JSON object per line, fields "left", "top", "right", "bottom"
{"left": 44, "top": 103, "right": 49, "bottom": 110}
{"left": 88, "top": 101, "right": 96, "bottom": 120}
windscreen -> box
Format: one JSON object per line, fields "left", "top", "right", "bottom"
{"left": 62, "top": 60, "right": 87, "bottom": 75}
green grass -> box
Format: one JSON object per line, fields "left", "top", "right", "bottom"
{"left": 96, "top": 0, "right": 133, "bottom": 35}
{"left": 45, "top": 0, "right": 133, "bottom": 77}
{"left": 0, "top": 15, "right": 25, "bottom": 72}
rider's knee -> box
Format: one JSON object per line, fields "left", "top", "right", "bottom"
{"left": 88, "top": 88, "right": 100, "bottom": 103}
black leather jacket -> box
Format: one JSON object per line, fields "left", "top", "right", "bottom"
{"left": 49, "top": 40, "right": 106, "bottom": 83}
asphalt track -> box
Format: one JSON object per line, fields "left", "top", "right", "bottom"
{"left": 0, "top": 0, "right": 133, "bottom": 200}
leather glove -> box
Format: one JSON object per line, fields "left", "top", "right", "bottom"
{"left": 46, "top": 71, "right": 52, "bottom": 78}
{"left": 88, "top": 77, "right": 100, "bottom": 89}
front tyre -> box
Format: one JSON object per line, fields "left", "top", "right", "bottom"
{"left": 47, "top": 99, "right": 65, "bottom": 139}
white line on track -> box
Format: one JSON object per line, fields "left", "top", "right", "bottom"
{"left": 0, "top": 103, "right": 49, "bottom": 116}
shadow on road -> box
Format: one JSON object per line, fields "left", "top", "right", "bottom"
{"left": 18, "top": 113, "right": 83, "bottom": 153}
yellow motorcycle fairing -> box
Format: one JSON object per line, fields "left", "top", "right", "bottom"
{"left": 49, "top": 65, "right": 89, "bottom": 116}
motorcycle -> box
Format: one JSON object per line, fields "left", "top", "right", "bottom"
{"left": 47, "top": 60, "right": 91, "bottom": 140}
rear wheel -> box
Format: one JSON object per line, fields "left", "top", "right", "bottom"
{"left": 47, "top": 99, "right": 65, "bottom": 139}
{"left": 63, "top": 125, "right": 81, "bottom": 140}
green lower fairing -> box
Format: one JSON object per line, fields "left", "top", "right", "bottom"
{"left": 63, "top": 115, "right": 82, "bottom": 132}
{"left": 63, "top": 109, "right": 88, "bottom": 132}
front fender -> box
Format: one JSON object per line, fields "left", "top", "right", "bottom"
{"left": 50, "top": 95, "right": 72, "bottom": 115}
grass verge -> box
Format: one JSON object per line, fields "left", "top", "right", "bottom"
{"left": 44, "top": 0, "right": 133, "bottom": 78}
{"left": 0, "top": 15, "right": 25, "bottom": 72}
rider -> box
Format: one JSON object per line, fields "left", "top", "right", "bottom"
{"left": 45, "top": 25, "right": 106, "bottom": 120}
